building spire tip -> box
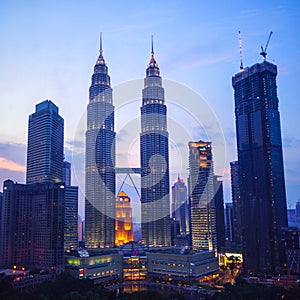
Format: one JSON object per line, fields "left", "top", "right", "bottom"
{"left": 149, "top": 35, "right": 157, "bottom": 65}
{"left": 99, "top": 31, "right": 103, "bottom": 54}
{"left": 151, "top": 35, "right": 154, "bottom": 55}
{"left": 96, "top": 32, "right": 106, "bottom": 65}
{"left": 99, "top": 32, "right": 103, "bottom": 54}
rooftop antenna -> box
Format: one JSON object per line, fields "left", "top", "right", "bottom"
{"left": 151, "top": 35, "right": 154, "bottom": 55}
{"left": 260, "top": 31, "right": 273, "bottom": 60}
{"left": 99, "top": 32, "right": 103, "bottom": 54}
{"left": 238, "top": 31, "right": 244, "bottom": 71}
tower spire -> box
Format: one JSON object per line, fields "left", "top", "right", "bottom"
{"left": 149, "top": 35, "right": 156, "bottom": 65}
{"left": 99, "top": 32, "right": 103, "bottom": 55}
{"left": 96, "top": 32, "right": 105, "bottom": 65}
{"left": 151, "top": 35, "right": 154, "bottom": 55}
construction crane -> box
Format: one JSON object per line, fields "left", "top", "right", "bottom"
{"left": 238, "top": 31, "right": 244, "bottom": 71}
{"left": 260, "top": 31, "right": 273, "bottom": 60}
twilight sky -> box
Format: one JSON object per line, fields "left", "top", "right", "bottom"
{"left": 0, "top": 0, "right": 299, "bottom": 219}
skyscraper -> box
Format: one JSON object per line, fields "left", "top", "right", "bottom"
{"left": 140, "top": 39, "right": 171, "bottom": 247}
{"left": 1, "top": 99, "right": 66, "bottom": 273}
{"left": 0, "top": 180, "right": 65, "bottom": 274}
{"left": 214, "top": 176, "right": 225, "bottom": 251}
{"left": 188, "top": 141, "right": 216, "bottom": 251}
{"left": 230, "top": 161, "right": 242, "bottom": 249}
{"left": 296, "top": 201, "right": 300, "bottom": 222}
{"left": 232, "top": 60, "right": 288, "bottom": 273}
{"left": 225, "top": 202, "right": 234, "bottom": 242}
{"left": 171, "top": 176, "right": 189, "bottom": 235}
{"left": 26, "top": 100, "right": 64, "bottom": 184}
{"left": 63, "top": 161, "right": 78, "bottom": 250}
{"left": 63, "top": 161, "right": 71, "bottom": 186}
{"left": 64, "top": 185, "right": 78, "bottom": 250}
{"left": 85, "top": 36, "right": 116, "bottom": 248}
{"left": 115, "top": 191, "right": 134, "bottom": 246}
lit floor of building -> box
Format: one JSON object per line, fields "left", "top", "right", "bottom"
{"left": 65, "top": 242, "right": 219, "bottom": 286}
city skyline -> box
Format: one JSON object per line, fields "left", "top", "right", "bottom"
{"left": 0, "top": 1, "right": 299, "bottom": 218}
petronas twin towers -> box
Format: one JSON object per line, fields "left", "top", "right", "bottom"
{"left": 85, "top": 37, "right": 171, "bottom": 248}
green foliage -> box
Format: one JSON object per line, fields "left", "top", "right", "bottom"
{"left": 207, "top": 280, "right": 300, "bottom": 300}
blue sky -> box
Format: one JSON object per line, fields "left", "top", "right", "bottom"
{"left": 0, "top": 1, "right": 299, "bottom": 218}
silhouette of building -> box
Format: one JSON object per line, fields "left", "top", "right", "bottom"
{"left": 188, "top": 141, "right": 216, "bottom": 251}
{"left": 281, "top": 227, "right": 300, "bottom": 274}
{"left": 214, "top": 176, "right": 225, "bottom": 251}
{"left": 170, "top": 218, "right": 180, "bottom": 246}
{"left": 171, "top": 176, "right": 189, "bottom": 235}
{"left": 63, "top": 161, "right": 71, "bottom": 186}
{"left": 140, "top": 39, "right": 171, "bottom": 247}
{"left": 62, "top": 161, "right": 78, "bottom": 250}
{"left": 0, "top": 180, "right": 65, "bottom": 274}
{"left": 230, "top": 161, "right": 242, "bottom": 250}
{"left": 296, "top": 201, "right": 300, "bottom": 222}
{"left": 225, "top": 203, "right": 234, "bottom": 242}
{"left": 85, "top": 36, "right": 116, "bottom": 248}
{"left": 115, "top": 191, "right": 134, "bottom": 246}
{"left": 232, "top": 60, "right": 288, "bottom": 273}
{"left": 64, "top": 185, "right": 78, "bottom": 250}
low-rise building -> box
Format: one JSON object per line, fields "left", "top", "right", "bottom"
{"left": 147, "top": 247, "right": 219, "bottom": 283}
{"left": 65, "top": 244, "right": 219, "bottom": 286}
{"left": 65, "top": 248, "right": 123, "bottom": 284}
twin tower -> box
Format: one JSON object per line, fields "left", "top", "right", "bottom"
{"left": 85, "top": 37, "right": 171, "bottom": 248}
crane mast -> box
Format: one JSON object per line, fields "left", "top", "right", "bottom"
{"left": 260, "top": 31, "right": 273, "bottom": 60}
{"left": 238, "top": 31, "right": 244, "bottom": 71}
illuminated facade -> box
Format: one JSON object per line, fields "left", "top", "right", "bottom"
{"left": 147, "top": 249, "right": 219, "bottom": 283}
{"left": 65, "top": 244, "right": 218, "bottom": 285}
{"left": 85, "top": 37, "right": 116, "bottom": 248}
{"left": 65, "top": 251, "right": 123, "bottom": 283}
{"left": 188, "top": 141, "right": 216, "bottom": 251}
{"left": 140, "top": 40, "right": 171, "bottom": 247}
{"left": 26, "top": 100, "right": 64, "bottom": 184}
{"left": 119, "top": 242, "right": 147, "bottom": 281}
{"left": 233, "top": 61, "right": 288, "bottom": 273}
{"left": 115, "top": 191, "right": 134, "bottom": 246}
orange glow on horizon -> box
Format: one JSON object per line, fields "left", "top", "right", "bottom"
{"left": 0, "top": 157, "right": 26, "bottom": 172}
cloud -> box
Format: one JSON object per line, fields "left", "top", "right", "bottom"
{"left": 65, "top": 139, "right": 85, "bottom": 156}
{"left": 0, "top": 142, "right": 26, "bottom": 165}
{"left": 116, "top": 129, "right": 128, "bottom": 142}
{"left": 0, "top": 157, "right": 26, "bottom": 172}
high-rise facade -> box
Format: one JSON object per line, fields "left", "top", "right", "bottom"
{"left": 63, "top": 161, "right": 71, "bottom": 186}
{"left": 85, "top": 39, "right": 116, "bottom": 248}
{"left": 214, "top": 176, "right": 225, "bottom": 251}
{"left": 188, "top": 141, "right": 216, "bottom": 251}
{"left": 63, "top": 161, "right": 78, "bottom": 250}
{"left": 140, "top": 42, "right": 171, "bottom": 247}
{"left": 26, "top": 100, "right": 64, "bottom": 184}
{"left": 232, "top": 60, "right": 288, "bottom": 273}
{"left": 1, "top": 99, "right": 66, "bottom": 273}
{"left": 115, "top": 191, "right": 134, "bottom": 246}
{"left": 64, "top": 186, "right": 78, "bottom": 250}
{"left": 0, "top": 180, "right": 65, "bottom": 274}
{"left": 171, "top": 176, "right": 189, "bottom": 235}
{"left": 296, "top": 201, "right": 300, "bottom": 222}
{"left": 230, "top": 161, "right": 242, "bottom": 249}
{"left": 225, "top": 202, "right": 234, "bottom": 242}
